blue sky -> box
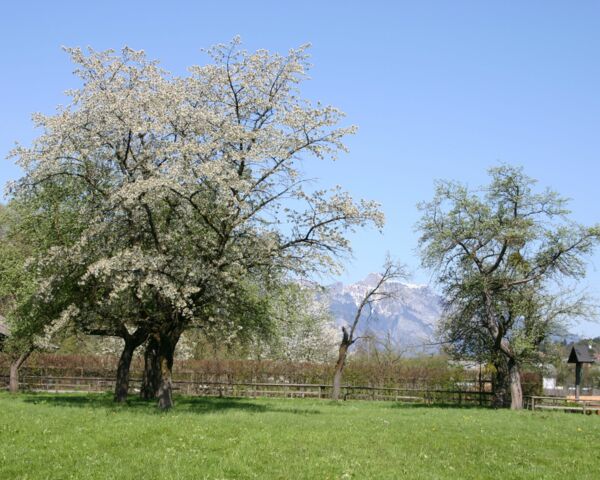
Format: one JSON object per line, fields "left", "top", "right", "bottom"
{"left": 1, "top": 1, "right": 599, "bottom": 335}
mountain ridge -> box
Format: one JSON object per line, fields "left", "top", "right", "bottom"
{"left": 325, "top": 273, "right": 444, "bottom": 354}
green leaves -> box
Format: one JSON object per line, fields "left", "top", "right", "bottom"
{"left": 418, "top": 164, "right": 599, "bottom": 374}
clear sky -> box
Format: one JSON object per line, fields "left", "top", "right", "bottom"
{"left": 1, "top": 1, "right": 599, "bottom": 335}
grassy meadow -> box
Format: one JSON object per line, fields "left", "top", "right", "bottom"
{"left": 1, "top": 392, "right": 599, "bottom": 479}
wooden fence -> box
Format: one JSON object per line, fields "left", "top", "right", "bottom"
{"left": 526, "top": 395, "right": 600, "bottom": 414}
{"left": 1, "top": 374, "right": 493, "bottom": 406}
{"left": 0, "top": 352, "right": 497, "bottom": 390}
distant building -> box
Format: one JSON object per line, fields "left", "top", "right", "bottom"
{"left": 0, "top": 315, "right": 9, "bottom": 350}
{"left": 541, "top": 364, "right": 558, "bottom": 394}
{"left": 447, "top": 360, "right": 485, "bottom": 372}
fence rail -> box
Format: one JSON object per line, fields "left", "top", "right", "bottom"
{"left": 1, "top": 374, "right": 493, "bottom": 405}
{"left": 526, "top": 395, "right": 600, "bottom": 414}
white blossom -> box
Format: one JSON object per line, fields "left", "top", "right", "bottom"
{"left": 11, "top": 39, "right": 384, "bottom": 344}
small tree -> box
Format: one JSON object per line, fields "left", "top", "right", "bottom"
{"left": 1, "top": 175, "right": 90, "bottom": 392}
{"left": 0, "top": 204, "right": 39, "bottom": 392}
{"left": 418, "top": 165, "right": 599, "bottom": 409}
{"left": 331, "top": 259, "right": 407, "bottom": 400}
{"left": 5, "top": 305, "right": 71, "bottom": 393}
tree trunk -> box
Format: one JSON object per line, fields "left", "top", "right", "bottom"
{"left": 508, "top": 358, "right": 523, "bottom": 410}
{"left": 157, "top": 355, "right": 173, "bottom": 410}
{"left": 332, "top": 342, "right": 349, "bottom": 400}
{"left": 114, "top": 340, "right": 136, "bottom": 403}
{"left": 112, "top": 327, "right": 147, "bottom": 403}
{"left": 9, "top": 349, "right": 33, "bottom": 393}
{"left": 140, "top": 336, "right": 161, "bottom": 400}
{"left": 156, "top": 331, "right": 180, "bottom": 410}
{"left": 491, "top": 358, "right": 510, "bottom": 408}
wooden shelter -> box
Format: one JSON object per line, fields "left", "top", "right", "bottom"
{"left": 568, "top": 345, "right": 595, "bottom": 400}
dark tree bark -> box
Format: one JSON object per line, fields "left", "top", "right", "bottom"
{"left": 140, "top": 335, "right": 161, "bottom": 400}
{"left": 491, "top": 360, "right": 510, "bottom": 408}
{"left": 332, "top": 328, "right": 350, "bottom": 401}
{"left": 9, "top": 348, "right": 33, "bottom": 393}
{"left": 114, "top": 343, "right": 135, "bottom": 403}
{"left": 156, "top": 330, "right": 181, "bottom": 410}
{"left": 490, "top": 355, "right": 523, "bottom": 409}
{"left": 113, "top": 327, "right": 148, "bottom": 403}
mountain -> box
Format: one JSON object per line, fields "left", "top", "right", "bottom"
{"left": 325, "top": 274, "right": 444, "bottom": 354}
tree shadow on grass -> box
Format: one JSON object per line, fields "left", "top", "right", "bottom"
{"left": 20, "top": 392, "right": 321, "bottom": 415}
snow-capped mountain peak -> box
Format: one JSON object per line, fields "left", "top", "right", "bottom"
{"left": 325, "top": 274, "right": 443, "bottom": 353}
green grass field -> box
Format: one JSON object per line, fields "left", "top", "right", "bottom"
{"left": 1, "top": 392, "right": 599, "bottom": 479}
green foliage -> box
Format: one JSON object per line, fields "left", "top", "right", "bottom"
{"left": 2, "top": 185, "right": 90, "bottom": 353}
{"left": 2, "top": 392, "right": 599, "bottom": 479}
{"left": 0, "top": 204, "right": 40, "bottom": 353}
{"left": 0, "top": 205, "right": 31, "bottom": 316}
